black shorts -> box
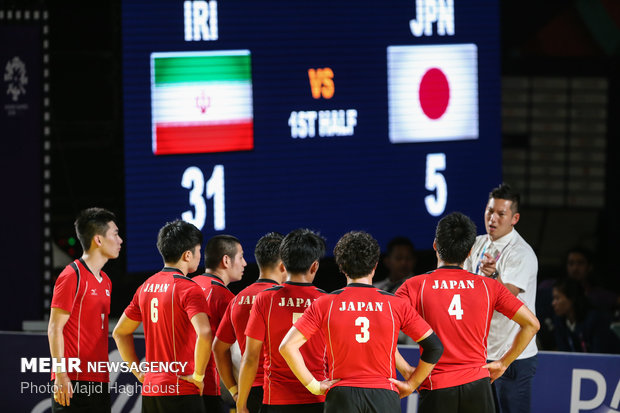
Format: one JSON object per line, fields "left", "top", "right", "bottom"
{"left": 51, "top": 381, "right": 110, "bottom": 413}
{"left": 418, "top": 377, "right": 495, "bottom": 413}
{"left": 259, "top": 402, "right": 324, "bottom": 413}
{"left": 142, "top": 394, "right": 205, "bottom": 413}
{"left": 201, "top": 394, "right": 227, "bottom": 413}
{"left": 324, "top": 386, "right": 400, "bottom": 413}
{"left": 248, "top": 385, "right": 264, "bottom": 413}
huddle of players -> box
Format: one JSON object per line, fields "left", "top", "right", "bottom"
{"left": 50, "top": 208, "right": 539, "bottom": 413}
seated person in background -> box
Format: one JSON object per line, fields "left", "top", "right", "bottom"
{"left": 373, "top": 236, "right": 417, "bottom": 294}
{"left": 551, "top": 277, "right": 620, "bottom": 354}
{"left": 565, "top": 246, "right": 619, "bottom": 313}
{"left": 537, "top": 245, "right": 620, "bottom": 350}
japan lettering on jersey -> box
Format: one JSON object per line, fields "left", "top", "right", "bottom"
{"left": 295, "top": 283, "right": 430, "bottom": 391}
{"left": 245, "top": 282, "right": 327, "bottom": 405}
{"left": 216, "top": 279, "right": 278, "bottom": 387}
{"left": 124, "top": 268, "right": 208, "bottom": 396}
{"left": 50, "top": 259, "right": 112, "bottom": 382}
{"left": 396, "top": 266, "right": 523, "bottom": 390}
{"left": 193, "top": 273, "right": 235, "bottom": 395}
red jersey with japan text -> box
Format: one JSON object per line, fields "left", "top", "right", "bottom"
{"left": 396, "top": 266, "right": 524, "bottom": 390}
{"left": 192, "top": 273, "right": 235, "bottom": 396}
{"left": 50, "top": 258, "right": 112, "bottom": 382}
{"left": 216, "top": 279, "right": 279, "bottom": 387}
{"left": 294, "top": 283, "right": 431, "bottom": 392}
{"left": 124, "top": 267, "right": 208, "bottom": 396}
{"left": 245, "top": 281, "right": 327, "bottom": 405}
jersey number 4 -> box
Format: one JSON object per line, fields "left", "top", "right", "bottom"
{"left": 448, "top": 294, "right": 464, "bottom": 320}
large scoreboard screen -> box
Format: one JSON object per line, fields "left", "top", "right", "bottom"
{"left": 122, "top": 0, "right": 502, "bottom": 272}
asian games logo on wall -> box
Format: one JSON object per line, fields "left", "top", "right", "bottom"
{"left": 4, "top": 56, "right": 28, "bottom": 102}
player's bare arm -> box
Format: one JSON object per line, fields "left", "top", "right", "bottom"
{"left": 112, "top": 313, "right": 144, "bottom": 383}
{"left": 390, "top": 329, "right": 443, "bottom": 398}
{"left": 483, "top": 305, "right": 539, "bottom": 382}
{"left": 212, "top": 336, "right": 238, "bottom": 400}
{"left": 279, "top": 326, "right": 339, "bottom": 395}
{"left": 48, "top": 308, "right": 73, "bottom": 406}
{"left": 237, "top": 336, "right": 263, "bottom": 413}
{"left": 179, "top": 312, "right": 212, "bottom": 395}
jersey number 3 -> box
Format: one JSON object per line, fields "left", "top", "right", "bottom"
{"left": 448, "top": 294, "right": 464, "bottom": 320}
{"left": 355, "top": 316, "right": 370, "bottom": 343}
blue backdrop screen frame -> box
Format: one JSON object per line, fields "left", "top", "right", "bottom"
{"left": 122, "top": 0, "right": 502, "bottom": 272}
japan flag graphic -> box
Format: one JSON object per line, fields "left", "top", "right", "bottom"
{"left": 387, "top": 44, "right": 479, "bottom": 143}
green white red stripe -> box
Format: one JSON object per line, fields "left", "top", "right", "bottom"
{"left": 150, "top": 50, "right": 254, "bottom": 155}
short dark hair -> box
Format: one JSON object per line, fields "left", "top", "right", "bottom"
{"left": 386, "top": 236, "right": 415, "bottom": 256}
{"left": 254, "top": 232, "right": 284, "bottom": 269}
{"left": 565, "top": 245, "right": 594, "bottom": 265}
{"left": 552, "top": 278, "right": 590, "bottom": 322}
{"left": 157, "top": 220, "right": 203, "bottom": 263}
{"left": 334, "top": 231, "right": 380, "bottom": 279}
{"left": 489, "top": 183, "right": 520, "bottom": 213}
{"left": 280, "top": 229, "right": 325, "bottom": 274}
{"left": 204, "top": 234, "right": 241, "bottom": 269}
{"left": 435, "top": 212, "right": 477, "bottom": 264}
{"left": 74, "top": 207, "right": 117, "bottom": 251}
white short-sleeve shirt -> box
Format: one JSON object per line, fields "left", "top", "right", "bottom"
{"left": 464, "top": 229, "right": 538, "bottom": 360}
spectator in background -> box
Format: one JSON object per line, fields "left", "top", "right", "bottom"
{"left": 551, "top": 278, "right": 620, "bottom": 354}
{"left": 565, "top": 246, "right": 619, "bottom": 313}
{"left": 374, "top": 236, "right": 417, "bottom": 294}
{"left": 537, "top": 246, "right": 620, "bottom": 351}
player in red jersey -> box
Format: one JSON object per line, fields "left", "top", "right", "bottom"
{"left": 192, "top": 234, "right": 247, "bottom": 413}
{"left": 48, "top": 207, "right": 122, "bottom": 412}
{"left": 237, "top": 229, "right": 331, "bottom": 413}
{"left": 395, "top": 212, "right": 540, "bottom": 413}
{"left": 113, "top": 220, "right": 212, "bottom": 413}
{"left": 213, "top": 232, "right": 288, "bottom": 413}
{"left": 280, "top": 231, "right": 443, "bottom": 413}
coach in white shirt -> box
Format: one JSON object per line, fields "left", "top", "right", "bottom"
{"left": 464, "top": 183, "right": 538, "bottom": 413}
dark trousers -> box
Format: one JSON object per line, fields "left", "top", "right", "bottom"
{"left": 259, "top": 402, "right": 324, "bottom": 413}
{"left": 324, "top": 386, "right": 400, "bottom": 413}
{"left": 248, "top": 385, "right": 264, "bottom": 413}
{"left": 419, "top": 377, "right": 495, "bottom": 413}
{"left": 142, "top": 394, "right": 205, "bottom": 413}
{"left": 51, "top": 381, "right": 110, "bottom": 413}
{"left": 492, "top": 356, "right": 538, "bottom": 413}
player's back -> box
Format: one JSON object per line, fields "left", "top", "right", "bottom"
{"left": 246, "top": 281, "right": 326, "bottom": 405}
{"left": 193, "top": 273, "right": 234, "bottom": 395}
{"left": 308, "top": 283, "right": 428, "bottom": 390}
{"left": 217, "top": 279, "right": 278, "bottom": 387}
{"left": 132, "top": 268, "right": 206, "bottom": 394}
{"left": 397, "top": 266, "right": 522, "bottom": 389}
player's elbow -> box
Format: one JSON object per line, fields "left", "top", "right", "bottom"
{"left": 196, "top": 324, "right": 213, "bottom": 343}
{"left": 278, "top": 340, "right": 292, "bottom": 360}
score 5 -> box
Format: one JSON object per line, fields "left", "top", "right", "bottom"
{"left": 425, "top": 153, "right": 447, "bottom": 217}
{"left": 181, "top": 165, "right": 226, "bottom": 231}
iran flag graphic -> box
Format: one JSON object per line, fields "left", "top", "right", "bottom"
{"left": 387, "top": 44, "right": 479, "bottom": 143}
{"left": 150, "top": 50, "right": 254, "bottom": 155}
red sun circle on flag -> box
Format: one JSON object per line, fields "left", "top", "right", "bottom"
{"left": 418, "top": 68, "right": 450, "bottom": 120}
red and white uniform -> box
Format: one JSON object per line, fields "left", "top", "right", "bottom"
{"left": 51, "top": 259, "right": 112, "bottom": 382}
{"left": 193, "top": 273, "right": 235, "bottom": 396}
{"left": 124, "top": 267, "right": 208, "bottom": 396}
{"left": 295, "top": 283, "right": 430, "bottom": 392}
{"left": 396, "top": 266, "right": 524, "bottom": 390}
{"left": 245, "top": 282, "right": 327, "bottom": 405}
{"left": 216, "top": 279, "right": 279, "bottom": 387}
